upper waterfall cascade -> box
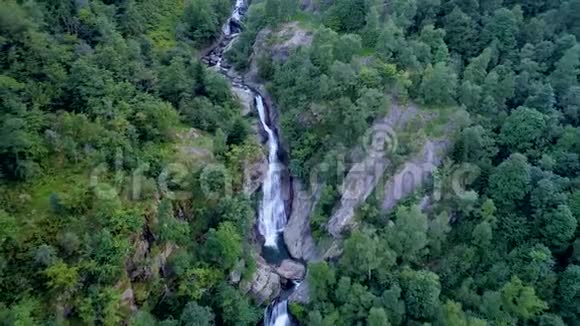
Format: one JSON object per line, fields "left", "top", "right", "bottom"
{"left": 255, "top": 95, "right": 288, "bottom": 248}
{"left": 211, "top": 0, "right": 289, "bottom": 251}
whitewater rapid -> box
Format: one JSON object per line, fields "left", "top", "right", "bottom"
{"left": 264, "top": 300, "right": 291, "bottom": 326}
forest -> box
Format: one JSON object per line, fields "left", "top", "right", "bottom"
{"left": 1, "top": 0, "right": 580, "bottom": 325}
{"left": 228, "top": 0, "right": 580, "bottom": 325}
{"left": 0, "top": 0, "right": 264, "bottom": 324}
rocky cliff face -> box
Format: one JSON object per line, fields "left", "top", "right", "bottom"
{"left": 381, "top": 139, "right": 450, "bottom": 211}
{"left": 231, "top": 86, "right": 254, "bottom": 116}
{"left": 326, "top": 103, "right": 455, "bottom": 238}
{"left": 243, "top": 152, "right": 268, "bottom": 196}
{"left": 288, "top": 280, "right": 310, "bottom": 304}
{"left": 241, "top": 22, "right": 318, "bottom": 263}
{"left": 276, "top": 259, "right": 306, "bottom": 280}
{"left": 327, "top": 155, "right": 390, "bottom": 237}
{"left": 240, "top": 256, "right": 281, "bottom": 304}
{"left": 244, "top": 22, "right": 313, "bottom": 157}
{"left": 283, "top": 180, "right": 320, "bottom": 261}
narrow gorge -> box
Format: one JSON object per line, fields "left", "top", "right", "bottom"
{"left": 203, "top": 1, "right": 303, "bottom": 324}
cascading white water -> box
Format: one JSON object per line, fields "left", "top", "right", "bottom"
{"left": 231, "top": 0, "right": 244, "bottom": 22}
{"left": 264, "top": 300, "right": 291, "bottom": 326}
{"left": 255, "top": 95, "right": 287, "bottom": 248}
{"left": 222, "top": 0, "right": 245, "bottom": 36}
{"left": 206, "top": 2, "right": 299, "bottom": 326}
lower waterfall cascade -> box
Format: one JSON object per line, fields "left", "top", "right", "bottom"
{"left": 264, "top": 300, "right": 291, "bottom": 326}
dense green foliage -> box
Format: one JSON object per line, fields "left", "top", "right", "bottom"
{"left": 243, "top": 0, "right": 580, "bottom": 325}
{"left": 3, "top": 0, "right": 580, "bottom": 324}
{"left": 0, "top": 0, "right": 263, "bottom": 324}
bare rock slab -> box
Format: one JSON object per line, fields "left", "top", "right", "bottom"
{"left": 288, "top": 280, "right": 310, "bottom": 304}
{"left": 283, "top": 180, "right": 320, "bottom": 261}
{"left": 275, "top": 259, "right": 306, "bottom": 280}
{"left": 240, "top": 256, "right": 281, "bottom": 304}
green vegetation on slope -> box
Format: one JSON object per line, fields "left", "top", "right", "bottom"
{"left": 249, "top": 0, "right": 580, "bottom": 325}
{"left": 2, "top": 0, "right": 580, "bottom": 324}
{"left": 0, "top": 0, "right": 264, "bottom": 324}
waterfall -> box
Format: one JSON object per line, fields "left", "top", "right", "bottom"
{"left": 205, "top": 2, "right": 300, "bottom": 326}
{"left": 231, "top": 0, "right": 244, "bottom": 22}
{"left": 222, "top": 0, "right": 245, "bottom": 36}
{"left": 255, "top": 95, "right": 288, "bottom": 248}
{"left": 264, "top": 300, "right": 291, "bottom": 326}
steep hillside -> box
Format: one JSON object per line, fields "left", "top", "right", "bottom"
{"left": 0, "top": 0, "right": 264, "bottom": 324}
{"left": 229, "top": 0, "right": 580, "bottom": 325}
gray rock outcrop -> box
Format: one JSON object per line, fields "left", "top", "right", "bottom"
{"left": 121, "top": 287, "right": 137, "bottom": 312}
{"left": 232, "top": 86, "right": 254, "bottom": 116}
{"left": 288, "top": 280, "right": 310, "bottom": 304}
{"left": 326, "top": 102, "right": 457, "bottom": 238}
{"left": 283, "top": 180, "right": 320, "bottom": 261}
{"left": 243, "top": 152, "right": 267, "bottom": 196}
{"left": 275, "top": 259, "right": 306, "bottom": 280}
{"left": 382, "top": 140, "right": 449, "bottom": 211}
{"left": 245, "top": 22, "right": 313, "bottom": 84}
{"left": 229, "top": 259, "right": 246, "bottom": 284}
{"left": 240, "top": 256, "right": 281, "bottom": 304}
{"left": 327, "top": 155, "right": 389, "bottom": 237}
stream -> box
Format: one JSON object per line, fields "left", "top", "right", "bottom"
{"left": 203, "top": 1, "right": 298, "bottom": 325}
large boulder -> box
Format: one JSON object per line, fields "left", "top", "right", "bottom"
{"left": 128, "top": 240, "right": 176, "bottom": 281}
{"left": 300, "top": 0, "right": 315, "bottom": 11}
{"left": 288, "top": 280, "right": 310, "bottom": 304}
{"left": 283, "top": 180, "right": 320, "bottom": 261}
{"left": 232, "top": 86, "right": 254, "bottom": 116}
{"left": 121, "top": 287, "right": 137, "bottom": 312}
{"left": 229, "top": 259, "right": 246, "bottom": 284}
{"left": 275, "top": 259, "right": 306, "bottom": 280}
{"left": 240, "top": 256, "right": 281, "bottom": 304}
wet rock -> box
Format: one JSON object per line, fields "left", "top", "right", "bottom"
{"left": 232, "top": 86, "right": 254, "bottom": 116}
{"left": 288, "top": 280, "right": 310, "bottom": 304}
{"left": 275, "top": 259, "right": 306, "bottom": 280}
{"left": 230, "top": 19, "right": 242, "bottom": 33}
{"left": 283, "top": 180, "right": 320, "bottom": 261}
{"left": 240, "top": 256, "right": 281, "bottom": 304}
